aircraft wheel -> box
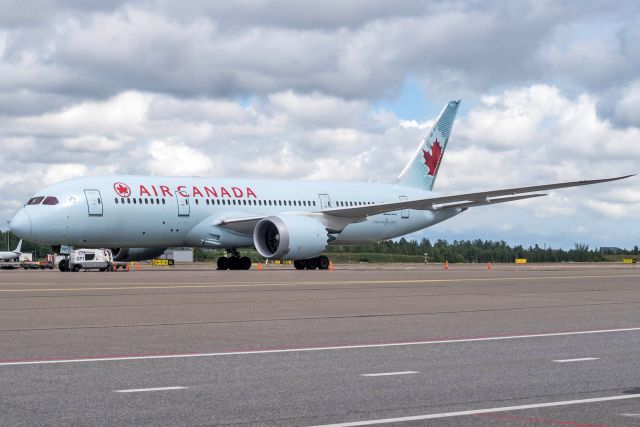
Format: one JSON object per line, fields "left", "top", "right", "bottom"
{"left": 305, "top": 258, "right": 318, "bottom": 270}
{"left": 294, "top": 260, "right": 305, "bottom": 270}
{"left": 239, "top": 256, "right": 251, "bottom": 270}
{"left": 317, "top": 256, "right": 329, "bottom": 270}
{"left": 217, "top": 257, "right": 229, "bottom": 270}
{"left": 228, "top": 256, "right": 240, "bottom": 270}
{"left": 72, "top": 264, "right": 80, "bottom": 272}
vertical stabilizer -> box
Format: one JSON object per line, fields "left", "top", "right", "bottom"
{"left": 397, "top": 100, "right": 460, "bottom": 191}
{"left": 14, "top": 239, "right": 22, "bottom": 253}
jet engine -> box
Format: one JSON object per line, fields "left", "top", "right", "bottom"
{"left": 110, "top": 247, "right": 167, "bottom": 262}
{"left": 253, "top": 214, "right": 330, "bottom": 260}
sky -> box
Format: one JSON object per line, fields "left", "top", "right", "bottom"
{"left": 0, "top": 0, "right": 639, "bottom": 249}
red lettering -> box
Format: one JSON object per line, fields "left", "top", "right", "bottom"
{"left": 192, "top": 186, "right": 204, "bottom": 197}
{"left": 139, "top": 185, "right": 151, "bottom": 197}
{"left": 151, "top": 185, "right": 159, "bottom": 196}
{"left": 204, "top": 186, "right": 218, "bottom": 197}
{"left": 220, "top": 187, "right": 231, "bottom": 198}
{"left": 246, "top": 187, "right": 257, "bottom": 198}
{"left": 232, "top": 187, "right": 243, "bottom": 197}
{"left": 176, "top": 185, "right": 188, "bottom": 197}
{"left": 160, "top": 185, "right": 172, "bottom": 197}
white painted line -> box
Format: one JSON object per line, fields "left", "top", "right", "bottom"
{"left": 1, "top": 326, "right": 639, "bottom": 367}
{"left": 361, "top": 371, "right": 418, "bottom": 377}
{"left": 114, "top": 386, "right": 186, "bottom": 393}
{"left": 309, "top": 393, "right": 640, "bottom": 426}
{"left": 553, "top": 357, "right": 600, "bottom": 363}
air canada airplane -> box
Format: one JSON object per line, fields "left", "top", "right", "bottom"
{"left": 0, "top": 239, "right": 22, "bottom": 262}
{"left": 9, "top": 100, "right": 633, "bottom": 271}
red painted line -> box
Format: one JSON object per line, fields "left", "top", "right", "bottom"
{"left": 477, "top": 413, "right": 611, "bottom": 427}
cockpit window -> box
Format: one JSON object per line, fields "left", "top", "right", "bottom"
{"left": 42, "top": 196, "right": 59, "bottom": 205}
{"left": 27, "top": 196, "right": 44, "bottom": 205}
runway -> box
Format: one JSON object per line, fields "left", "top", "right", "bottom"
{"left": 1, "top": 263, "right": 639, "bottom": 426}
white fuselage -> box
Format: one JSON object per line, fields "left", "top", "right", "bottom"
{"left": 9, "top": 176, "right": 464, "bottom": 250}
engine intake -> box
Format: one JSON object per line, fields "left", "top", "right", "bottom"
{"left": 254, "top": 214, "right": 329, "bottom": 260}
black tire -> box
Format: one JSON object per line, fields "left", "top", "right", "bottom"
{"left": 72, "top": 264, "right": 80, "bottom": 272}
{"left": 58, "top": 259, "right": 69, "bottom": 272}
{"left": 305, "top": 258, "right": 318, "bottom": 270}
{"left": 240, "top": 256, "right": 252, "bottom": 270}
{"left": 317, "top": 255, "right": 329, "bottom": 270}
{"left": 228, "top": 256, "right": 240, "bottom": 270}
{"left": 99, "top": 267, "right": 106, "bottom": 272}
{"left": 294, "top": 260, "right": 305, "bottom": 270}
{"left": 217, "top": 257, "right": 229, "bottom": 270}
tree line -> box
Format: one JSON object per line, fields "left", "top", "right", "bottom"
{"left": 2, "top": 230, "right": 637, "bottom": 263}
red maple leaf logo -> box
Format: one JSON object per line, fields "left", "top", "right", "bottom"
{"left": 113, "top": 182, "right": 131, "bottom": 197}
{"left": 422, "top": 138, "right": 442, "bottom": 176}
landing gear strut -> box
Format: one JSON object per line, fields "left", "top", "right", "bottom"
{"left": 294, "top": 255, "right": 330, "bottom": 270}
{"left": 217, "top": 250, "right": 252, "bottom": 270}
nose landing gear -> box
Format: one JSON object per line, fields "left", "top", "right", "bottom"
{"left": 217, "top": 249, "right": 252, "bottom": 270}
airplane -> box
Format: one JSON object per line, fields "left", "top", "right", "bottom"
{"left": 8, "top": 100, "right": 634, "bottom": 271}
{"left": 0, "top": 239, "right": 22, "bottom": 262}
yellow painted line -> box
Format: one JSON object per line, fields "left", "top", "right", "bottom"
{"left": 0, "top": 274, "right": 638, "bottom": 293}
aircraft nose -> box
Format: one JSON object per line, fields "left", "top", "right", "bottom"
{"left": 9, "top": 209, "right": 32, "bottom": 238}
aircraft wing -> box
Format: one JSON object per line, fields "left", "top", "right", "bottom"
{"left": 216, "top": 175, "right": 633, "bottom": 233}
{"left": 322, "top": 175, "right": 633, "bottom": 218}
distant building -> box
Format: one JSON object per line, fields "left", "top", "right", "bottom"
{"left": 599, "top": 247, "right": 623, "bottom": 254}
{"left": 161, "top": 248, "right": 194, "bottom": 263}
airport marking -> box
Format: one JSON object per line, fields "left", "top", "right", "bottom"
{"left": 308, "top": 393, "right": 640, "bottom": 426}
{"left": 553, "top": 357, "right": 600, "bottom": 363}
{"left": 0, "top": 273, "right": 639, "bottom": 293}
{"left": 361, "top": 371, "right": 418, "bottom": 377}
{"left": 113, "top": 386, "right": 186, "bottom": 393}
{"left": 0, "top": 326, "right": 638, "bottom": 367}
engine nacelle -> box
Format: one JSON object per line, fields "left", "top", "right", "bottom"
{"left": 111, "top": 247, "right": 167, "bottom": 262}
{"left": 254, "top": 214, "right": 329, "bottom": 260}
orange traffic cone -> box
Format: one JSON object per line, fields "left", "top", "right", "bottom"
{"left": 444, "top": 260, "right": 449, "bottom": 270}
{"left": 329, "top": 258, "right": 333, "bottom": 272}
{"left": 136, "top": 262, "right": 141, "bottom": 271}
{"left": 257, "top": 262, "right": 262, "bottom": 271}
{"left": 487, "top": 261, "right": 492, "bottom": 270}
{"left": 125, "top": 263, "right": 130, "bottom": 272}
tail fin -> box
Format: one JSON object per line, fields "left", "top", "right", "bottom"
{"left": 397, "top": 100, "right": 460, "bottom": 191}
{"left": 14, "top": 239, "right": 22, "bottom": 253}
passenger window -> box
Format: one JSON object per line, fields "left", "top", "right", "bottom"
{"left": 150, "top": 198, "right": 154, "bottom": 204}
{"left": 195, "top": 199, "right": 199, "bottom": 205}
{"left": 121, "top": 198, "right": 125, "bottom": 204}
{"left": 133, "top": 198, "right": 137, "bottom": 204}
{"left": 114, "top": 198, "right": 119, "bottom": 204}
{"left": 97, "top": 198, "right": 101, "bottom": 204}
{"left": 243, "top": 200, "right": 247, "bottom": 205}
{"left": 127, "top": 198, "right": 131, "bottom": 204}
{"left": 145, "top": 198, "right": 149, "bottom": 204}
{"left": 162, "top": 199, "right": 165, "bottom": 204}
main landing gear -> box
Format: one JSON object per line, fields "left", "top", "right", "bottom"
{"left": 217, "top": 250, "right": 251, "bottom": 270}
{"left": 294, "top": 255, "right": 330, "bottom": 270}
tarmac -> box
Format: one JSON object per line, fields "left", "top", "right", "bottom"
{"left": 0, "top": 262, "right": 639, "bottom": 426}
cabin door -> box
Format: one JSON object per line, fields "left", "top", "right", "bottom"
{"left": 399, "top": 195, "right": 409, "bottom": 219}
{"left": 318, "top": 194, "right": 332, "bottom": 209}
{"left": 84, "top": 189, "right": 103, "bottom": 216}
{"left": 176, "top": 195, "right": 190, "bottom": 216}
